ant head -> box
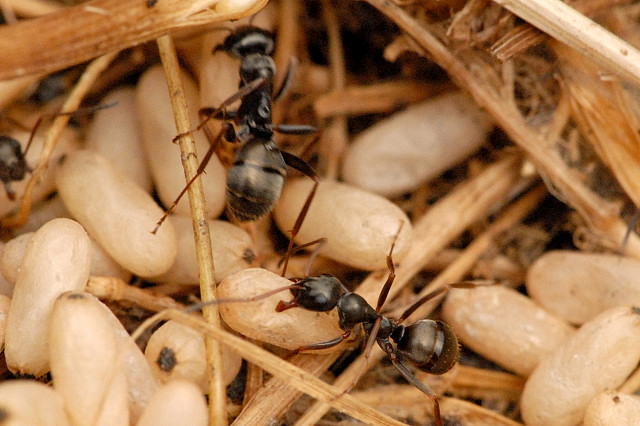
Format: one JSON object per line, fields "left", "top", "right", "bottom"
{"left": 0, "top": 136, "right": 23, "bottom": 161}
{"left": 394, "top": 319, "right": 459, "bottom": 375}
{"left": 289, "top": 274, "right": 344, "bottom": 312}
{"left": 218, "top": 26, "right": 275, "bottom": 58}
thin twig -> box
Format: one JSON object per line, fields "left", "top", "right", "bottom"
{"left": 86, "top": 276, "right": 185, "bottom": 312}
{"left": 156, "top": 34, "right": 225, "bottom": 425}
{"left": 319, "top": 0, "right": 348, "bottom": 180}
{"left": 365, "top": 0, "right": 640, "bottom": 259}
{"left": 491, "top": 0, "right": 640, "bottom": 88}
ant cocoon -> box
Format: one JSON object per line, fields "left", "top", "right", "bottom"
{"left": 0, "top": 231, "right": 131, "bottom": 286}
{"left": 150, "top": 215, "right": 255, "bottom": 285}
{"left": 136, "top": 65, "right": 227, "bottom": 220}
{"left": 342, "top": 91, "right": 492, "bottom": 198}
{"left": 144, "top": 320, "right": 242, "bottom": 393}
{"left": 527, "top": 250, "right": 640, "bottom": 325}
{"left": 86, "top": 88, "right": 152, "bottom": 192}
{"left": 521, "top": 306, "right": 640, "bottom": 426}
{"left": 51, "top": 291, "right": 159, "bottom": 424}
{"left": 0, "top": 380, "right": 70, "bottom": 425}
{"left": 136, "top": 380, "right": 208, "bottom": 426}
{"left": 217, "top": 267, "right": 346, "bottom": 351}
{"left": 273, "top": 178, "right": 413, "bottom": 271}
{"left": 442, "top": 285, "right": 575, "bottom": 376}
{"left": 584, "top": 391, "right": 640, "bottom": 425}
{"left": 4, "top": 218, "right": 91, "bottom": 377}
{"left": 0, "top": 294, "right": 9, "bottom": 348}
{"left": 49, "top": 291, "right": 130, "bottom": 426}
{"left": 56, "top": 150, "right": 177, "bottom": 278}
{"left": 0, "top": 231, "right": 33, "bottom": 284}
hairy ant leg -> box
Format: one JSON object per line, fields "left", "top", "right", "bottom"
{"left": 278, "top": 149, "right": 320, "bottom": 277}
{"left": 277, "top": 237, "right": 327, "bottom": 278}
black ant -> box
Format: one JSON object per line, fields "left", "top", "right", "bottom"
{"left": 208, "top": 225, "right": 488, "bottom": 426}
{"left": 154, "top": 27, "right": 319, "bottom": 270}
{"left": 0, "top": 135, "right": 30, "bottom": 200}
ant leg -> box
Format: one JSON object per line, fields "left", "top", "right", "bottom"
{"left": 272, "top": 124, "right": 317, "bottom": 135}
{"left": 279, "top": 151, "right": 319, "bottom": 277}
{"left": 337, "top": 317, "right": 383, "bottom": 397}
{"left": 398, "top": 280, "right": 497, "bottom": 324}
{"left": 277, "top": 237, "right": 327, "bottom": 277}
{"left": 184, "top": 283, "right": 301, "bottom": 314}
{"left": 151, "top": 126, "right": 227, "bottom": 234}
{"left": 273, "top": 57, "right": 297, "bottom": 101}
{"left": 173, "top": 76, "right": 267, "bottom": 143}
{"left": 386, "top": 350, "right": 443, "bottom": 426}
{"left": 375, "top": 222, "right": 405, "bottom": 312}
{"left": 284, "top": 330, "right": 352, "bottom": 358}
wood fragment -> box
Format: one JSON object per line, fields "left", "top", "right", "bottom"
{"left": 0, "top": 0, "right": 268, "bottom": 81}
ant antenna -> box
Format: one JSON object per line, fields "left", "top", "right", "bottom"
{"left": 278, "top": 237, "right": 327, "bottom": 277}
{"left": 23, "top": 102, "right": 117, "bottom": 158}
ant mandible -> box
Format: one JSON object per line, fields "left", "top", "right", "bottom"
{"left": 154, "top": 26, "right": 320, "bottom": 270}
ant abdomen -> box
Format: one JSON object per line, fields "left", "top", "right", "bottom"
{"left": 226, "top": 137, "right": 286, "bottom": 221}
{"left": 394, "top": 320, "right": 459, "bottom": 375}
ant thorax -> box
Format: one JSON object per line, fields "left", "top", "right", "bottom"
{"left": 336, "top": 292, "right": 378, "bottom": 331}
{"left": 239, "top": 54, "right": 275, "bottom": 84}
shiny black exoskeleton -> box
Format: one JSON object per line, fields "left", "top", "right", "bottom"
{"left": 276, "top": 274, "right": 460, "bottom": 378}
{"left": 274, "top": 232, "right": 474, "bottom": 426}
{"left": 157, "top": 27, "right": 319, "bottom": 264}
{"left": 213, "top": 26, "right": 318, "bottom": 222}
{"left": 0, "top": 136, "right": 29, "bottom": 200}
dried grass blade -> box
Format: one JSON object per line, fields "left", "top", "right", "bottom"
{"left": 491, "top": 0, "right": 640, "bottom": 89}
